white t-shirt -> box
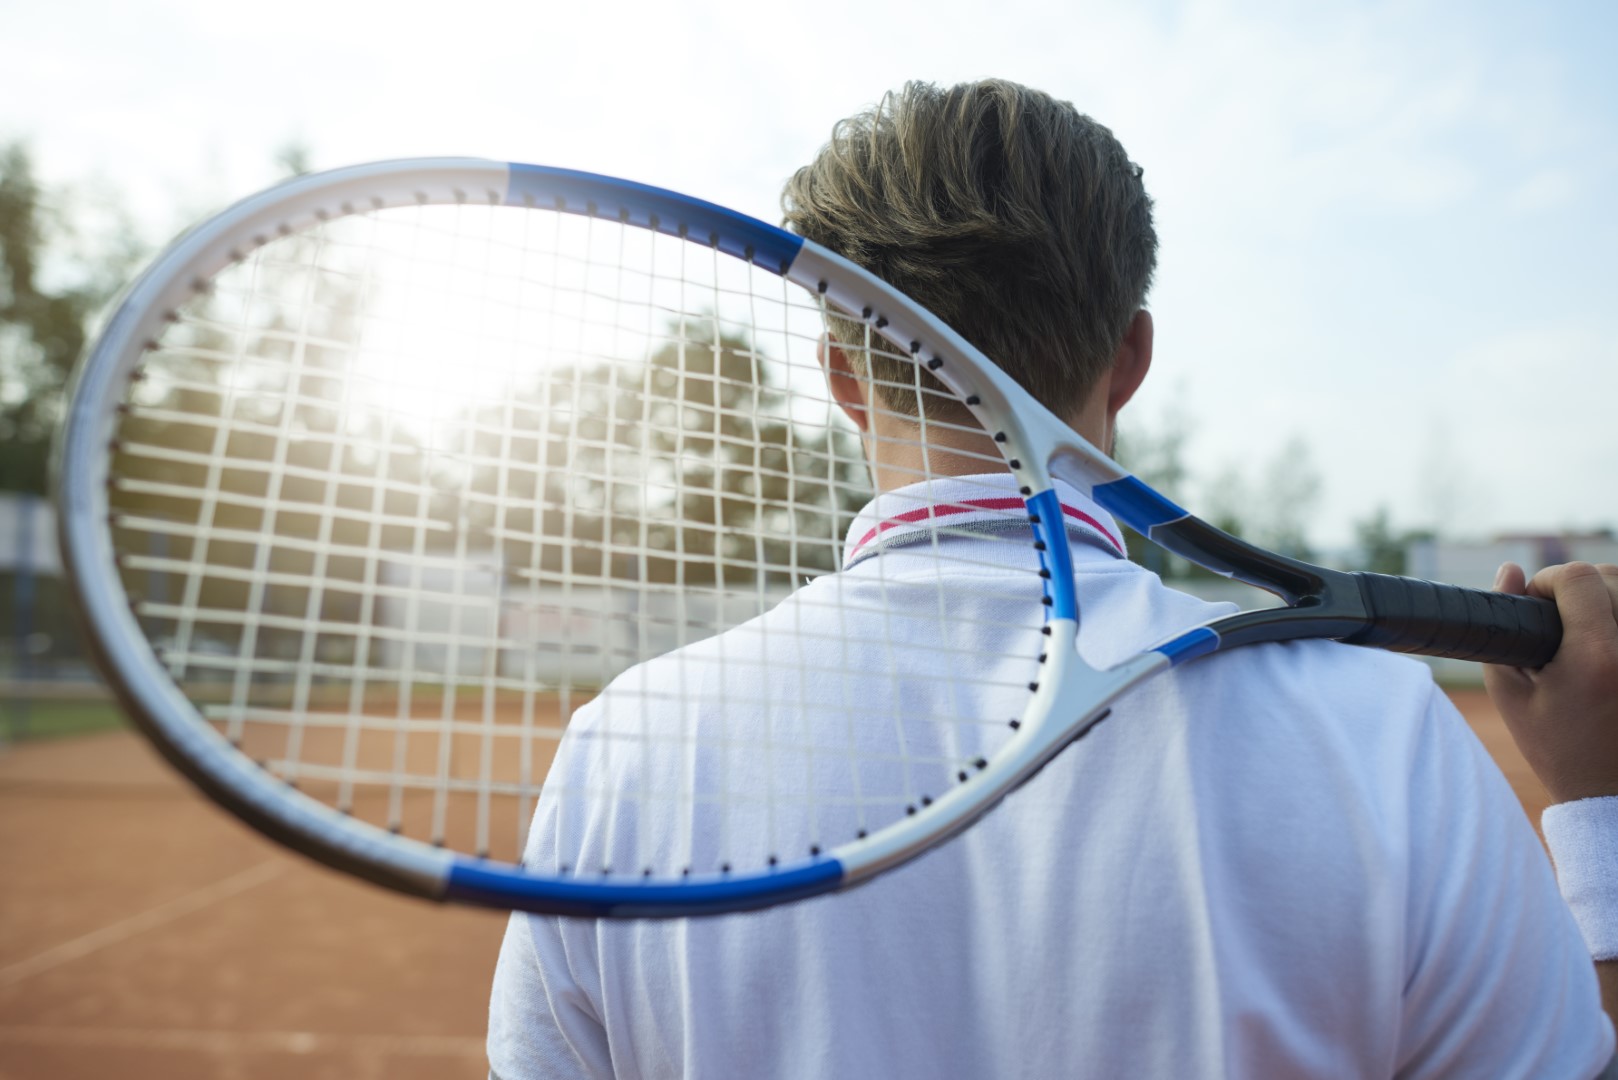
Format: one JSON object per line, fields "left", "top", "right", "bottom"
{"left": 488, "top": 478, "right": 1611, "bottom": 1079}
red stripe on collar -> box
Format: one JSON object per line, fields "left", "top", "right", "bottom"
{"left": 847, "top": 497, "right": 1125, "bottom": 564}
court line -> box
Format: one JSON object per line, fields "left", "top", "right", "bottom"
{"left": 0, "top": 1025, "right": 485, "bottom": 1057}
{"left": 0, "top": 860, "right": 286, "bottom": 986}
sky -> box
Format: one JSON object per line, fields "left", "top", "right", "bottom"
{"left": 3, "top": 0, "right": 1614, "bottom": 548}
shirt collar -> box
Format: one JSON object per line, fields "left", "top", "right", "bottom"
{"left": 841, "top": 473, "right": 1127, "bottom": 571}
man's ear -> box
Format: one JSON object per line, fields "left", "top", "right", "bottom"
{"left": 819, "top": 338, "right": 870, "bottom": 433}
{"left": 1106, "top": 310, "right": 1154, "bottom": 419}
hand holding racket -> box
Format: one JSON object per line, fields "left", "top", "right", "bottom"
{"left": 1486, "top": 561, "right": 1618, "bottom": 805}
{"left": 56, "top": 159, "right": 1561, "bottom": 916}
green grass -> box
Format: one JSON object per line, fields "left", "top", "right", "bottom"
{"left": 1, "top": 696, "right": 128, "bottom": 742}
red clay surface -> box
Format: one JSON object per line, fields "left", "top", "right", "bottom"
{"left": 0, "top": 688, "right": 1551, "bottom": 1078}
{"left": 1447, "top": 687, "right": 1553, "bottom": 830}
{"left": 0, "top": 729, "right": 506, "bottom": 1079}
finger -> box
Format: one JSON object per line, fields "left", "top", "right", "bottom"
{"left": 1597, "top": 564, "right": 1618, "bottom": 623}
{"left": 1526, "top": 562, "right": 1618, "bottom": 650}
{"left": 1483, "top": 656, "right": 1533, "bottom": 694}
{"left": 1494, "top": 561, "right": 1527, "bottom": 596}
{"left": 1527, "top": 563, "right": 1618, "bottom": 612}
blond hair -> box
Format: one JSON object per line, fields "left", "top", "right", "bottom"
{"left": 782, "top": 80, "right": 1157, "bottom": 421}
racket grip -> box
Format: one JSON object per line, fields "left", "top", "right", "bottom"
{"left": 1343, "top": 572, "right": 1563, "bottom": 668}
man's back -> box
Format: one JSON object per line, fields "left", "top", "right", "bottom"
{"left": 488, "top": 479, "right": 1609, "bottom": 1078}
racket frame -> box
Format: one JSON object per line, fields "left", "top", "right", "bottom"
{"left": 54, "top": 157, "right": 1550, "bottom": 917}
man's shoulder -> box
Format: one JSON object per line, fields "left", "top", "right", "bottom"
{"left": 1085, "top": 568, "right": 1454, "bottom": 784}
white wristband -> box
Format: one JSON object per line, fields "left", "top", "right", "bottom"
{"left": 1543, "top": 796, "right": 1618, "bottom": 961}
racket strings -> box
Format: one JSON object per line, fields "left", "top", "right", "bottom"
{"left": 107, "top": 201, "right": 1048, "bottom": 871}
{"left": 130, "top": 310, "right": 989, "bottom": 467}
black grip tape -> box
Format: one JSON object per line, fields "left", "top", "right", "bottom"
{"left": 1342, "top": 572, "right": 1562, "bottom": 668}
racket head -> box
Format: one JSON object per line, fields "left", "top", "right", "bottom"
{"left": 55, "top": 159, "right": 1130, "bottom": 915}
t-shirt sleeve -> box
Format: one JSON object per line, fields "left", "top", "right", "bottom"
{"left": 487, "top": 721, "right": 613, "bottom": 1080}
{"left": 487, "top": 910, "right": 611, "bottom": 1080}
{"left": 1396, "top": 685, "right": 1614, "bottom": 1076}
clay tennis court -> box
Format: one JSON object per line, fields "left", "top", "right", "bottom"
{"left": 0, "top": 686, "right": 1549, "bottom": 1078}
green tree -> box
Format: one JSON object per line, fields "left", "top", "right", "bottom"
{"left": 105, "top": 185, "right": 401, "bottom": 672}
{"left": 1352, "top": 505, "right": 1430, "bottom": 576}
{"left": 474, "top": 318, "right": 867, "bottom": 592}
{"left": 1255, "top": 435, "right": 1320, "bottom": 561}
{"left": 1200, "top": 464, "right": 1251, "bottom": 542}
{"left": 1117, "top": 427, "right": 1321, "bottom": 577}
{"left": 274, "top": 141, "right": 313, "bottom": 179}
{"left": 0, "top": 143, "right": 143, "bottom": 495}
{"left": 1354, "top": 505, "right": 1404, "bottom": 575}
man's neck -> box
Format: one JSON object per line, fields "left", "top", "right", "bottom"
{"left": 863, "top": 399, "right": 1107, "bottom": 494}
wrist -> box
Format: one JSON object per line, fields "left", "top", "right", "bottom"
{"left": 1542, "top": 796, "right": 1618, "bottom": 960}
{"left": 1546, "top": 780, "right": 1618, "bottom": 805}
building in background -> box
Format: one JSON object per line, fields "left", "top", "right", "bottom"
{"left": 1, "top": 493, "right": 99, "bottom": 740}
{"left": 0, "top": 493, "right": 80, "bottom": 684}
{"left": 1408, "top": 532, "right": 1618, "bottom": 591}
{"left": 1406, "top": 530, "right": 1618, "bottom": 684}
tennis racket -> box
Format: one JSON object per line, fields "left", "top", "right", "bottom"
{"left": 55, "top": 159, "right": 1560, "bottom": 917}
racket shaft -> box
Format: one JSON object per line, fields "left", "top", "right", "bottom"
{"left": 1342, "top": 573, "right": 1562, "bottom": 668}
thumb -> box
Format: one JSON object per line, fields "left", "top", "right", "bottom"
{"left": 1485, "top": 562, "right": 1534, "bottom": 691}
{"left": 1494, "top": 561, "right": 1526, "bottom": 596}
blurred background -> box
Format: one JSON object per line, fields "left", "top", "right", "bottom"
{"left": 1, "top": 0, "right": 1613, "bottom": 1075}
